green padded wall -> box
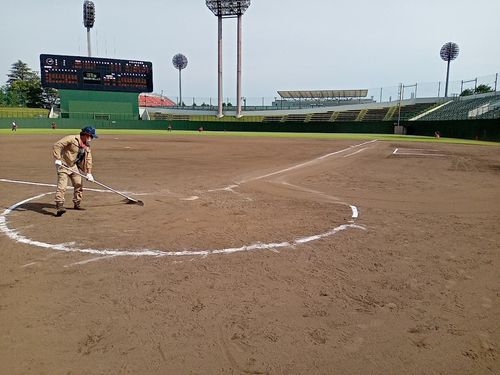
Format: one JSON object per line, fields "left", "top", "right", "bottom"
{"left": 59, "top": 90, "right": 139, "bottom": 120}
{"left": 1, "top": 118, "right": 499, "bottom": 141}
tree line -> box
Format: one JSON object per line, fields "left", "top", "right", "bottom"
{"left": 0, "top": 60, "right": 58, "bottom": 108}
{"left": 460, "top": 84, "right": 494, "bottom": 97}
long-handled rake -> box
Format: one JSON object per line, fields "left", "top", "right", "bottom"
{"left": 59, "top": 164, "right": 144, "bottom": 206}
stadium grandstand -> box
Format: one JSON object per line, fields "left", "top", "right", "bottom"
{"left": 142, "top": 89, "right": 500, "bottom": 124}
{"left": 416, "top": 92, "right": 500, "bottom": 121}
{"left": 143, "top": 96, "right": 441, "bottom": 123}
{"left": 273, "top": 89, "right": 373, "bottom": 108}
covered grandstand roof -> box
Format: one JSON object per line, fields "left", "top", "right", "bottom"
{"left": 278, "top": 89, "right": 368, "bottom": 99}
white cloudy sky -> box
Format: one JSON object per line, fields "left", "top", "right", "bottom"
{"left": 1, "top": 0, "right": 499, "bottom": 100}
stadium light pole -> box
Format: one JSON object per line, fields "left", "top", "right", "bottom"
{"left": 83, "top": 1, "right": 95, "bottom": 57}
{"left": 172, "top": 54, "right": 188, "bottom": 106}
{"left": 440, "top": 42, "right": 459, "bottom": 97}
{"left": 206, "top": 0, "right": 251, "bottom": 118}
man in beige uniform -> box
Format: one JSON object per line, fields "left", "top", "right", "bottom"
{"left": 53, "top": 126, "right": 97, "bottom": 217}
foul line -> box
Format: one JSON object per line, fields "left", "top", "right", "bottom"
{"left": 0, "top": 178, "right": 110, "bottom": 193}
{"left": 239, "top": 140, "right": 377, "bottom": 183}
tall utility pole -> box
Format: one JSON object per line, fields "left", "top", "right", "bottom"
{"left": 83, "top": 1, "right": 95, "bottom": 57}
{"left": 172, "top": 54, "right": 188, "bottom": 106}
{"left": 440, "top": 42, "right": 459, "bottom": 97}
{"left": 206, "top": 1, "right": 251, "bottom": 118}
{"left": 236, "top": 13, "right": 243, "bottom": 117}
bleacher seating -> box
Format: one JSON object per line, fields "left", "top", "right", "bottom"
{"left": 309, "top": 111, "right": 334, "bottom": 122}
{"left": 388, "top": 103, "right": 437, "bottom": 121}
{"left": 149, "top": 112, "right": 189, "bottom": 121}
{"left": 361, "top": 108, "right": 389, "bottom": 121}
{"left": 478, "top": 107, "right": 500, "bottom": 119}
{"left": 334, "top": 110, "right": 360, "bottom": 121}
{"left": 149, "top": 112, "right": 170, "bottom": 120}
{"left": 0, "top": 107, "right": 49, "bottom": 118}
{"left": 284, "top": 114, "right": 308, "bottom": 122}
{"left": 262, "top": 115, "right": 284, "bottom": 123}
{"left": 418, "top": 94, "right": 500, "bottom": 121}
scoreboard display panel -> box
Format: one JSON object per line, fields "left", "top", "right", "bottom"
{"left": 40, "top": 54, "right": 153, "bottom": 93}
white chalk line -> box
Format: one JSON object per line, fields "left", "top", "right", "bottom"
{"left": 21, "top": 262, "right": 38, "bottom": 268}
{"left": 392, "top": 148, "right": 447, "bottom": 157}
{"left": 0, "top": 178, "right": 114, "bottom": 194}
{"left": 237, "top": 140, "right": 377, "bottom": 183}
{"left": 0, "top": 177, "right": 157, "bottom": 200}
{"left": 0, "top": 191, "right": 365, "bottom": 257}
{"left": 277, "top": 181, "right": 358, "bottom": 220}
{"left": 1, "top": 140, "right": 374, "bottom": 258}
{"left": 343, "top": 148, "right": 367, "bottom": 158}
{"left": 64, "top": 255, "right": 119, "bottom": 267}
{"left": 179, "top": 196, "right": 199, "bottom": 201}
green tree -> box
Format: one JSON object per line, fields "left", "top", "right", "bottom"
{"left": 4, "top": 60, "right": 58, "bottom": 108}
{"left": 475, "top": 84, "right": 493, "bottom": 94}
{"left": 7, "top": 76, "right": 42, "bottom": 107}
{"left": 460, "top": 88, "right": 474, "bottom": 97}
{"left": 41, "top": 87, "right": 59, "bottom": 108}
{"left": 460, "top": 84, "right": 493, "bottom": 97}
{"left": 0, "top": 85, "right": 7, "bottom": 105}
{"left": 7, "top": 60, "right": 37, "bottom": 84}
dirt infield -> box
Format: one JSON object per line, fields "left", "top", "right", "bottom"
{"left": 1, "top": 133, "right": 499, "bottom": 374}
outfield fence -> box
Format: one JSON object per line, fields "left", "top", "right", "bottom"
{"left": 1, "top": 117, "right": 498, "bottom": 142}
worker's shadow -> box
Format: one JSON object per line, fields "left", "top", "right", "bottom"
{"left": 14, "top": 202, "right": 57, "bottom": 217}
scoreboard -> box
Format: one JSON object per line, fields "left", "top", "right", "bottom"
{"left": 40, "top": 54, "right": 153, "bottom": 93}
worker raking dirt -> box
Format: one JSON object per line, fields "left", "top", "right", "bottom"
{"left": 52, "top": 126, "right": 97, "bottom": 217}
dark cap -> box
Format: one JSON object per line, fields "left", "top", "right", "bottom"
{"left": 81, "top": 126, "right": 98, "bottom": 139}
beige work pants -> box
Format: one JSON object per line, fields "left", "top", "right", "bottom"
{"left": 55, "top": 165, "right": 83, "bottom": 205}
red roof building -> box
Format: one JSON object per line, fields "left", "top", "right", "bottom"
{"left": 139, "top": 93, "right": 176, "bottom": 107}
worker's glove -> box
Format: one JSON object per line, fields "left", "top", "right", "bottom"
{"left": 54, "top": 160, "right": 62, "bottom": 167}
{"left": 86, "top": 173, "right": 94, "bottom": 182}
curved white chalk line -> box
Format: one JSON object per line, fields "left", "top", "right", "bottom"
{"left": 0, "top": 191, "right": 365, "bottom": 257}
{"left": 1, "top": 140, "right": 375, "bottom": 257}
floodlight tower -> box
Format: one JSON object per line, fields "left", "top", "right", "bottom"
{"left": 440, "top": 42, "right": 459, "bottom": 97}
{"left": 83, "top": 0, "right": 95, "bottom": 57}
{"left": 172, "top": 54, "right": 188, "bottom": 106}
{"left": 206, "top": 0, "right": 251, "bottom": 118}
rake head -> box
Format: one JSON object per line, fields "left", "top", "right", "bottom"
{"left": 124, "top": 198, "right": 144, "bottom": 206}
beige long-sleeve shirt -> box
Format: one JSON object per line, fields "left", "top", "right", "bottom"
{"left": 53, "top": 135, "right": 93, "bottom": 174}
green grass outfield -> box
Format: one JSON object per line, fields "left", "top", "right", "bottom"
{"left": 1, "top": 128, "right": 498, "bottom": 146}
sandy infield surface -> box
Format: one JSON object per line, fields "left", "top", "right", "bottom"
{"left": 1, "top": 133, "right": 499, "bottom": 374}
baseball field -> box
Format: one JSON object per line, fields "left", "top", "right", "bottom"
{"left": 1, "top": 130, "right": 499, "bottom": 374}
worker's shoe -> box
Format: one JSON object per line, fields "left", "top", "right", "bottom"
{"left": 55, "top": 203, "right": 66, "bottom": 217}
{"left": 73, "top": 202, "right": 85, "bottom": 210}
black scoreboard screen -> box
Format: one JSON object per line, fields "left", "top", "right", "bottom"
{"left": 40, "top": 54, "right": 153, "bottom": 93}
